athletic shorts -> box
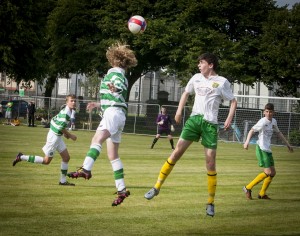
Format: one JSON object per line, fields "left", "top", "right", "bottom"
{"left": 5, "top": 111, "right": 12, "bottom": 119}
{"left": 255, "top": 145, "right": 274, "bottom": 168}
{"left": 70, "top": 118, "right": 75, "bottom": 124}
{"left": 181, "top": 115, "right": 218, "bottom": 149}
{"left": 97, "top": 107, "right": 126, "bottom": 143}
{"left": 42, "top": 130, "right": 66, "bottom": 157}
{"left": 158, "top": 128, "right": 171, "bottom": 136}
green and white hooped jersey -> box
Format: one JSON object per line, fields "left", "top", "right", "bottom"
{"left": 100, "top": 67, "right": 128, "bottom": 113}
{"left": 50, "top": 106, "right": 72, "bottom": 135}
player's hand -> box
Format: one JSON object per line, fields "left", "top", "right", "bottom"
{"left": 86, "top": 102, "right": 98, "bottom": 111}
{"left": 70, "top": 134, "right": 77, "bottom": 141}
{"left": 108, "top": 83, "right": 116, "bottom": 92}
{"left": 175, "top": 114, "right": 182, "bottom": 124}
{"left": 223, "top": 120, "right": 231, "bottom": 130}
{"left": 158, "top": 120, "right": 163, "bottom": 125}
{"left": 171, "top": 125, "right": 175, "bottom": 132}
{"left": 287, "top": 145, "right": 293, "bottom": 153}
{"left": 243, "top": 143, "right": 249, "bottom": 150}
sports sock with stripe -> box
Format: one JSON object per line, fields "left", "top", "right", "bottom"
{"left": 82, "top": 144, "right": 101, "bottom": 171}
{"left": 154, "top": 157, "right": 176, "bottom": 190}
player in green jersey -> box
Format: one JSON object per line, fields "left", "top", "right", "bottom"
{"left": 13, "top": 94, "right": 77, "bottom": 186}
{"left": 5, "top": 101, "right": 13, "bottom": 125}
{"left": 68, "top": 42, "right": 137, "bottom": 206}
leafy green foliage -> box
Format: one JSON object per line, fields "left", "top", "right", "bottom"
{"left": 259, "top": 4, "right": 300, "bottom": 97}
{"left": 1, "top": 0, "right": 299, "bottom": 98}
{"left": 0, "top": 0, "right": 55, "bottom": 82}
{"left": 289, "top": 129, "right": 300, "bottom": 146}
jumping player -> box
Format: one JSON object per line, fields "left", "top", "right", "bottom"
{"left": 67, "top": 42, "right": 138, "bottom": 206}
{"left": 144, "top": 53, "right": 237, "bottom": 217}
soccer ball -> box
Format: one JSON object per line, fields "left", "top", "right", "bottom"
{"left": 128, "top": 15, "right": 147, "bottom": 34}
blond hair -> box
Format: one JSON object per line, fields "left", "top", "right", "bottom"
{"left": 106, "top": 42, "right": 138, "bottom": 70}
{"left": 66, "top": 94, "right": 76, "bottom": 102}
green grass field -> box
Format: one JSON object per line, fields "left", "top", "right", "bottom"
{"left": 0, "top": 124, "right": 299, "bottom": 236}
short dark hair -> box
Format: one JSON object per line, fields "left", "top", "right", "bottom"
{"left": 265, "top": 103, "right": 274, "bottom": 111}
{"left": 198, "top": 53, "right": 219, "bottom": 70}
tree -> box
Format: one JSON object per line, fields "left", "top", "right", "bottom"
{"left": 0, "top": 0, "right": 55, "bottom": 85}
{"left": 259, "top": 4, "right": 300, "bottom": 97}
{"left": 3, "top": 0, "right": 289, "bottom": 100}
{"left": 47, "top": 0, "right": 278, "bottom": 99}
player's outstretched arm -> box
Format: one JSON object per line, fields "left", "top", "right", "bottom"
{"left": 62, "top": 129, "right": 77, "bottom": 141}
{"left": 243, "top": 129, "right": 254, "bottom": 150}
{"left": 277, "top": 132, "right": 293, "bottom": 152}
{"left": 175, "top": 91, "right": 189, "bottom": 124}
{"left": 86, "top": 102, "right": 100, "bottom": 111}
{"left": 224, "top": 99, "right": 237, "bottom": 130}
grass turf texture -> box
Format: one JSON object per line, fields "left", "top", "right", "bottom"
{"left": 0, "top": 124, "right": 300, "bottom": 236}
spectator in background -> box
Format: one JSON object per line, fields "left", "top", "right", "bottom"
{"left": 69, "top": 108, "right": 76, "bottom": 130}
{"left": 27, "top": 101, "right": 36, "bottom": 127}
{"left": 0, "top": 104, "right": 3, "bottom": 119}
{"left": 5, "top": 100, "right": 13, "bottom": 125}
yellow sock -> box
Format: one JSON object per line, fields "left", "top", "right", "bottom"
{"left": 246, "top": 172, "right": 268, "bottom": 190}
{"left": 259, "top": 176, "right": 273, "bottom": 196}
{"left": 207, "top": 171, "right": 217, "bottom": 204}
{"left": 154, "top": 158, "right": 176, "bottom": 190}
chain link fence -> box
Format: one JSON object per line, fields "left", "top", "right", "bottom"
{"left": 1, "top": 94, "right": 299, "bottom": 147}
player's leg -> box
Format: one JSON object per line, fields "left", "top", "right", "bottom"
{"left": 144, "top": 138, "right": 192, "bottom": 200}
{"left": 204, "top": 148, "right": 217, "bottom": 217}
{"left": 59, "top": 148, "right": 75, "bottom": 186}
{"left": 145, "top": 116, "right": 201, "bottom": 200}
{"left": 13, "top": 152, "right": 47, "bottom": 166}
{"left": 6, "top": 111, "right": 12, "bottom": 125}
{"left": 68, "top": 107, "right": 124, "bottom": 180}
{"left": 32, "top": 115, "right": 35, "bottom": 127}
{"left": 258, "top": 165, "right": 276, "bottom": 199}
{"left": 28, "top": 114, "right": 31, "bottom": 126}
{"left": 167, "top": 134, "right": 175, "bottom": 150}
{"left": 244, "top": 146, "right": 270, "bottom": 199}
{"left": 107, "top": 139, "right": 130, "bottom": 206}
{"left": 201, "top": 119, "right": 218, "bottom": 216}
{"left": 151, "top": 133, "right": 161, "bottom": 149}
{"left": 68, "top": 129, "right": 108, "bottom": 179}
{"left": 12, "top": 131, "right": 57, "bottom": 166}
{"left": 205, "top": 148, "right": 217, "bottom": 203}
{"left": 102, "top": 108, "right": 128, "bottom": 206}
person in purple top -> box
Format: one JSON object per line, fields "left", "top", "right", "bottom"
{"left": 151, "top": 106, "right": 175, "bottom": 150}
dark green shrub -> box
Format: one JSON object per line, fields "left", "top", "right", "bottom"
{"left": 289, "top": 130, "right": 300, "bottom": 146}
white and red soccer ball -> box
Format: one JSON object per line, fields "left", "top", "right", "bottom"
{"left": 128, "top": 15, "right": 147, "bottom": 34}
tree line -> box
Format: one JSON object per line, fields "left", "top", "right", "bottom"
{"left": 0, "top": 0, "right": 299, "bottom": 99}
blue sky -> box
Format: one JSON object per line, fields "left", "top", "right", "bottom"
{"left": 276, "top": 0, "right": 300, "bottom": 8}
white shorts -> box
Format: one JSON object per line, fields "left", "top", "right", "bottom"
{"left": 5, "top": 111, "right": 12, "bottom": 119}
{"left": 97, "top": 107, "right": 126, "bottom": 143}
{"left": 42, "top": 130, "right": 66, "bottom": 157}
